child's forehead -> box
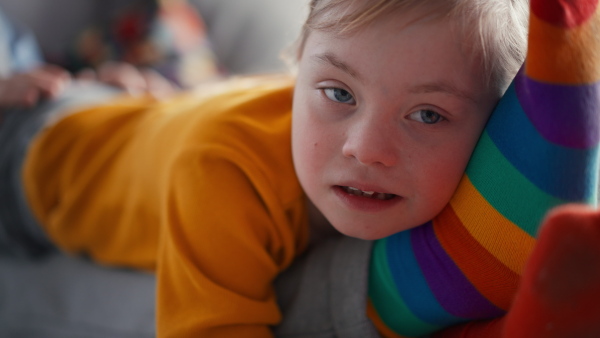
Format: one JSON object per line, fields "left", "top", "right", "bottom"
{"left": 308, "top": 3, "right": 473, "bottom": 62}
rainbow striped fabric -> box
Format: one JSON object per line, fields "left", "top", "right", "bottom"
{"left": 368, "top": 0, "right": 600, "bottom": 336}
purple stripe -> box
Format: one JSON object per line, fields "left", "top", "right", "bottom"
{"left": 411, "top": 224, "right": 504, "bottom": 319}
{"left": 516, "top": 73, "right": 600, "bottom": 149}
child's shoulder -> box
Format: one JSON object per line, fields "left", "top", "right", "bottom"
{"left": 156, "top": 73, "right": 295, "bottom": 141}
{"left": 154, "top": 73, "right": 302, "bottom": 208}
{"left": 153, "top": 72, "right": 298, "bottom": 173}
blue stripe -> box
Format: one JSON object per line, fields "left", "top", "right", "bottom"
{"left": 369, "top": 239, "right": 441, "bottom": 336}
{"left": 485, "top": 81, "right": 599, "bottom": 202}
{"left": 386, "top": 228, "right": 463, "bottom": 326}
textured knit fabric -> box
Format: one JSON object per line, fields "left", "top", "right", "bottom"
{"left": 21, "top": 78, "right": 311, "bottom": 338}
{"left": 368, "top": 0, "right": 600, "bottom": 336}
{"left": 22, "top": 75, "right": 309, "bottom": 336}
{"left": 153, "top": 77, "right": 310, "bottom": 337}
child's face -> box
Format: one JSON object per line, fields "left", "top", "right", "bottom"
{"left": 292, "top": 9, "right": 499, "bottom": 239}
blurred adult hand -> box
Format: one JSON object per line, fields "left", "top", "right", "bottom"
{"left": 0, "top": 64, "right": 71, "bottom": 107}
{"left": 77, "top": 61, "right": 177, "bottom": 99}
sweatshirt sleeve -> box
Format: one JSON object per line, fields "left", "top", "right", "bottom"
{"left": 155, "top": 77, "right": 307, "bottom": 337}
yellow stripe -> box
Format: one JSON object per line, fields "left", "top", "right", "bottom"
{"left": 449, "top": 176, "right": 536, "bottom": 275}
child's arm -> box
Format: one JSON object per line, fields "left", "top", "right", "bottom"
{"left": 153, "top": 78, "right": 307, "bottom": 337}
{"left": 157, "top": 155, "right": 289, "bottom": 337}
{"left": 368, "top": 0, "right": 600, "bottom": 336}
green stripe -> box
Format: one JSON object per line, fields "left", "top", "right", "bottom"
{"left": 369, "top": 239, "right": 442, "bottom": 337}
{"left": 465, "top": 131, "right": 578, "bottom": 237}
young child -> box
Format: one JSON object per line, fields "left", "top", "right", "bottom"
{"left": 2, "top": 0, "right": 599, "bottom": 337}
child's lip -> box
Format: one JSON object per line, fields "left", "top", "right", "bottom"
{"left": 332, "top": 185, "right": 402, "bottom": 212}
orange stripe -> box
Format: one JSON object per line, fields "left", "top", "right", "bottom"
{"left": 367, "top": 300, "right": 410, "bottom": 338}
{"left": 449, "top": 176, "right": 536, "bottom": 275}
{"left": 433, "top": 206, "right": 521, "bottom": 311}
{"left": 526, "top": 11, "right": 600, "bottom": 84}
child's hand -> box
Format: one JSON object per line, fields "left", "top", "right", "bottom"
{"left": 0, "top": 65, "right": 71, "bottom": 107}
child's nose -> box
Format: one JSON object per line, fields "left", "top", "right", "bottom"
{"left": 341, "top": 119, "right": 399, "bottom": 167}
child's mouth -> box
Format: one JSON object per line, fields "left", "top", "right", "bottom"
{"left": 339, "top": 186, "right": 396, "bottom": 200}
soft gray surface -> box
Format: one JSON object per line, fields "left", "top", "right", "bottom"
{"left": 0, "top": 236, "right": 376, "bottom": 338}
{"left": 274, "top": 237, "right": 378, "bottom": 338}
{"left": 0, "top": 254, "right": 156, "bottom": 338}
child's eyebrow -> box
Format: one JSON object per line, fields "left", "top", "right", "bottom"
{"left": 408, "top": 83, "right": 478, "bottom": 104}
{"left": 313, "top": 53, "right": 364, "bottom": 82}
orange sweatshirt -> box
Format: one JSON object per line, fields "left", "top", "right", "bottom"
{"left": 23, "top": 75, "right": 310, "bottom": 337}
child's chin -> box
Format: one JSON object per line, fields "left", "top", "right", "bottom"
{"left": 335, "top": 221, "right": 424, "bottom": 240}
{"left": 333, "top": 225, "right": 396, "bottom": 241}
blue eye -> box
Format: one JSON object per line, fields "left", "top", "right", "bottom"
{"left": 324, "top": 88, "right": 355, "bottom": 104}
{"left": 408, "top": 109, "right": 443, "bottom": 124}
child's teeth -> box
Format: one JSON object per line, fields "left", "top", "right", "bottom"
{"left": 347, "top": 187, "right": 360, "bottom": 194}
{"left": 343, "top": 186, "right": 395, "bottom": 200}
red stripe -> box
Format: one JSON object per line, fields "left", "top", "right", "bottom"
{"left": 433, "top": 206, "right": 521, "bottom": 311}
{"left": 531, "top": 0, "right": 599, "bottom": 28}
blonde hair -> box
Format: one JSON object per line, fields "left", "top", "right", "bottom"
{"left": 287, "top": 0, "right": 529, "bottom": 94}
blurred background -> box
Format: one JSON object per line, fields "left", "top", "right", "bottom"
{"left": 0, "top": 0, "right": 308, "bottom": 87}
